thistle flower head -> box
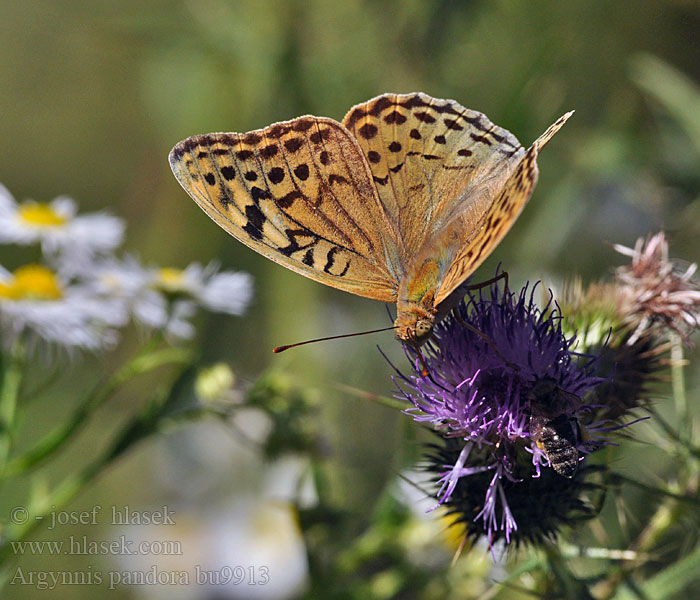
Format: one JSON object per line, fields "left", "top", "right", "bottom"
{"left": 426, "top": 438, "right": 605, "bottom": 550}
{"left": 394, "top": 282, "right": 608, "bottom": 549}
{"left": 614, "top": 232, "right": 700, "bottom": 343}
{"left": 558, "top": 278, "right": 667, "bottom": 419}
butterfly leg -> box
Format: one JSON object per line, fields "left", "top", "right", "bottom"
{"left": 435, "top": 271, "right": 510, "bottom": 323}
{"left": 463, "top": 270, "right": 510, "bottom": 295}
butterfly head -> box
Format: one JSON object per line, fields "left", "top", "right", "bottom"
{"left": 394, "top": 307, "right": 436, "bottom": 347}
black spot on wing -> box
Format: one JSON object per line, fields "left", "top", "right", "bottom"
{"left": 284, "top": 137, "right": 305, "bottom": 153}
{"left": 310, "top": 129, "right": 331, "bottom": 144}
{"left": 384, "top": 110, "right": 407, "bottom": 124}
{"left": 358, "top": 123, "right": 378, "bottom": 139}
{"left": 294, "top": 164, "right": 310, "bottom": 181}
{"left": 328, "top": 174, "right": 349, "bottom": 185}
{"left": 278, "top": 190, "right": 304, "bottom": 208}
{"left": 279, "top": 228, "right": 317, "bottom": 257}
{"left": 221, "top": 166, "right": 236, "bottom": 180}
{"left": 244, "top": 132, "right": 262, "bottom": 145}
{"left": 470, "top": 133, "right": 493, "bottom": 146}
{"left": 415, "top": 111, "right": 436, "bottom": 124}
{"left": 251, "top": 186, "right": 272, "bottom": 201}
{"left": 323, "top": 247, "right": 339, "bottom": 273}
{"left": 260, "top": 144, "right": 278, "bottom": 158}
{"left": 292, "top": 118, "right": 315, "bottom": 132}
{"left": 243, "top": 204, "right": 265, "bottom": 241}
{"left": 302, "top": 249, "right": 314, "bottom": 266}
{"left": 268, "top": 167, "right": 285, "bottom": 184}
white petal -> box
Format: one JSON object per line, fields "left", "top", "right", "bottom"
{"left": 199, "top": 271, "right": 253, "bottom": 315}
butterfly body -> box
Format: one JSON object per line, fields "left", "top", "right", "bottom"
{"left": 169, "top": 93, "right": 572, "bottom": 346}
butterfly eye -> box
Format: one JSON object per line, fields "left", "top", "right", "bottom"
{"left": 414, "top": 321, "right": 433, "bottom": 343}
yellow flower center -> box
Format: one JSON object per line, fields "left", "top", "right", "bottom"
{"left": 0, "top": 264, "right": 63, "bottom": 300}
{"left": 18, "top": 202, "right": 68, "bottom": 227}
{"left": 157, "top": 267, "right": 186, "bottom": 292}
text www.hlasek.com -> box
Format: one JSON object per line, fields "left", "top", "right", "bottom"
{"left": 11, "top": 536, "right": 182, "bottom": 556}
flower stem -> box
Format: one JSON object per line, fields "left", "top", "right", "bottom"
{"left": 0, "top": 343, "right": 24, "bottom": 474}
{"left": 670, "top": 332, "right": 690, "bottom": 442}
{"left": 0, "top": 371, "right": 201, "bottom": 574}
{"left": 2, "top": 343, "right": 191, "bottom": 477}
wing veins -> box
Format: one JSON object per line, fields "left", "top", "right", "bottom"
{"left": 268, "top": 122, "right": 379, "bottom": 264}
{"left": 194, "top": 134, "right": 376, "bottom": 263}
{"left": 306, "top": 119, "right": 380, "bottom": 261}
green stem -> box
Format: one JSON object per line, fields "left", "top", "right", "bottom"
{"left": 608, "top": 472, "right": 700, "bottom": 506}
{"left": 592, "top": 335, "right": 697, "bottom": 600}
{"left": 2, "top": 344, "right": 192, "bottom": 478}
{"left": 669, "top": 333, "right": 690, "bottom": 442}
{"left": 0, "top": 343, "right": 25, "bottom": 473}
{"left": 593, "top": 468, "right": 699, "bottom": 599}
{"left": 0, "top": 381, "right": 201, "bottom": 571}
{"left": 0, "top": 446, "right": 108, "bottom": 565}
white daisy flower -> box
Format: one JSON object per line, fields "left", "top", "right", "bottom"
{"left": 87, "top": 256, "right": 253, "bottom": 340}
{"left": 154, "top": 262, "right": 253, "bottom": 316}
{"left": 0, "top": 183, "right": 125, "bottom": 275}
{"left": 0, "top": 263, "right": 127, "bottom": 354}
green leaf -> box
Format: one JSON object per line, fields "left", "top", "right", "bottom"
{"left": 630, "top": 53, "right": 700, "bottom": 159}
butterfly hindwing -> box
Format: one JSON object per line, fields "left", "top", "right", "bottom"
{"left": 342, "top": 93, "right": 526, "bottom": 259}
{"left": 169, "top": 116, "right": 401, "bottom": 302}
{"left": 432, "top": 111, "right": 574, "bottom": 305}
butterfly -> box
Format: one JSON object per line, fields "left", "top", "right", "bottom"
{"left": 169, "top": 93, "right": 571, "bottom": 346}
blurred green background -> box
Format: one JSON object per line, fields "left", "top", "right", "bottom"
{"left": 1, "top": 1, "right": 699, "bottom": 598}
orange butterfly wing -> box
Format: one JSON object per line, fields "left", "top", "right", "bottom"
{"left": 169, "top": 116, "right": 401, "bottom": 302}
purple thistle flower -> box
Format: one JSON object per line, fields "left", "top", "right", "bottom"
{"left": 393, "top": 282, "right": 608, "bottom": 548}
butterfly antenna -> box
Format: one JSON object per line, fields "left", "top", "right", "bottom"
{"left": 273, "top": 326, "right": 397, "bottom": 353}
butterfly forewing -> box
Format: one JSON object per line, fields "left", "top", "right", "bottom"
{"left": 169, "top": 116, "right": 400, "bottom": 302}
